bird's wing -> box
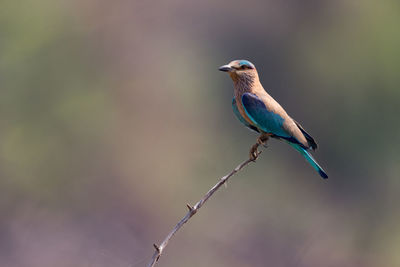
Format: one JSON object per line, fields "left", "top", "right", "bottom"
{"left": 232, "top": 98, "right": 259, "bottom": 133}
{"left": 293, "top": 120, "right": 318, "bottom": 150}
{"left": 241, "top": 93, "right": 290, "bottom": 137}
{"left": 241, "top": 92, "right": 307, "bottom": 148}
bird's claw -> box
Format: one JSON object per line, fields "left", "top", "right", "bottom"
{"left": 257, "top": 134, "right": 270, "bottom": 146}
{"left": 249, "top": 143, "right": 260, "bottom": 161}
{"left": 250, "top": 134, "right": 270, "bottom": 161}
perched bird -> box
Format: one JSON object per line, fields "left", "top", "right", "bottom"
{"left": 219, "top": 59, "right": 328, "bottom": 179}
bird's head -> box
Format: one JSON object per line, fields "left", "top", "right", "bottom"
{"left": 219, "top": 60, "right": 258, "bottom": 85}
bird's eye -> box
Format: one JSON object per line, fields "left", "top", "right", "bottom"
{"left": 241, "top": 65, "right": 247, "bottom": 69}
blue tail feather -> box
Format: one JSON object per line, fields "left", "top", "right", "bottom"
{"left": 288, "top": 143, "right": 328, "bottom": 179}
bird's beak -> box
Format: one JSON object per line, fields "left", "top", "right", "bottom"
{"left": 218, "top": 64, "right": 234, "bottom": 72}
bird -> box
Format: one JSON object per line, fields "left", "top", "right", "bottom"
{"left": 219, "top": 59, "right": 328, "bottom": 179}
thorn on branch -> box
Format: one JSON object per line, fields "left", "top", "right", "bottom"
{"left": 186, "top": 204, "right": 194, "bottom": 212}
{"left": 153, "top": 243, "right": 160, "bottom": 253}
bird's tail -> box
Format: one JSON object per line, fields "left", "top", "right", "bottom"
{"left": 288, "top": 143, "right": 328, "bottom": 179}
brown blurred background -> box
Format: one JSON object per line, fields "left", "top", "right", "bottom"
{"left": 1, "top": 0, "right": 400, "bottom": 266}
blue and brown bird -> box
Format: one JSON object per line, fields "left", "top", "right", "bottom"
{"left": 219, "top": 59, "right": 328, "bottom": 179}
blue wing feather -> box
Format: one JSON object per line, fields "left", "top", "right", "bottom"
{"left": 288, "top": 142, "right": 328, "bottom": 179}
{"left": 232, "top": 98, "right": 259, "bottom": 133}
{"left": 241, "top": 93, "right": 290, "bottom": 138}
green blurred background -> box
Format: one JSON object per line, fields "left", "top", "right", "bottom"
{"left": 1, "top": 0, "right": 400, "bottom": 266}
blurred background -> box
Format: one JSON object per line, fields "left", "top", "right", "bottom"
{"left": 1, "top": 0, "right": 400, "bottom": 266}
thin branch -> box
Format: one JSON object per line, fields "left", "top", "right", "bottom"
{"left": 147, "top": 145, "right": 262, "bottom": 267}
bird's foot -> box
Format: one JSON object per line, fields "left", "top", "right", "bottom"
{"left": 257, "top": 133, "right": 270, "bottom": 148}
{"left": 257, "top": 133, "right": 270, "bottom": 145}
{"left": 249, "top": 143, "right": 261, "bottom": 161}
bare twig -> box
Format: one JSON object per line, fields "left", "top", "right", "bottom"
{"left": 147, "top": 145, "right": 262, "bottom": 267}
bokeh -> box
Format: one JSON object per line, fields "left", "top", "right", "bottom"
{"left": 1, "top": 0, "right": 400, "bottom": 266}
